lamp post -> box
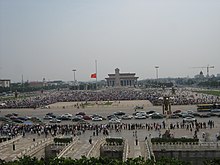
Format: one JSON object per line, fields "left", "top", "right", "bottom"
{"left": 155, "top": 66, "right": 159, "bottom": 79}
{"left": 72, "top": 69, "right": 76, "bottom": 85}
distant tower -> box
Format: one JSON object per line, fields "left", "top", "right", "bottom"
{"left": 115, "top": 68, "right": 121, "bottom": 87}
{"left": 155, "top": 66, "right": 159, "bottom": 79}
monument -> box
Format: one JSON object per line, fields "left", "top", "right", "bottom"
{"left": 162, "top": 96, "right": 171, "bottom": 115}
{"left": 105, "top": 68, "right": 138, "bottom": 87}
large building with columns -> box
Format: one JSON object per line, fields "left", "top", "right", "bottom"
{"left": 105, "top": 68, "right": 138, "bottom": 87}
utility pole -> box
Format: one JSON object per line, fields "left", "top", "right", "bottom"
{"left": 95, "top": 60, "right": 98, "bottom": 90}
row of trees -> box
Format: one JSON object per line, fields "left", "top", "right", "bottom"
{"left": 0, "top": 156, "right": 219, "bottom": 165}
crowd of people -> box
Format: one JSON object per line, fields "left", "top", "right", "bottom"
{"left": 0, "top": 87, "right": 219, "bottom": 109}
{"left": 0, "top": 119, "right": 217, "bottom": 141}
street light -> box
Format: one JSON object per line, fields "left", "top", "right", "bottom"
{"left": 72, "top": 69, "right": 76, "bottom": 84}
{"left": 155, "top": 66, "right": 159, "bottom": 79}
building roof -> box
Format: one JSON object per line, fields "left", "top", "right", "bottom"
{"left": 105, "top": 77, "right": 138, "bottom": 80}
{"left": 0, "top": 79, "right": 11, "bottom": 81}
{"left": 108, "top": 73, "right": 135, "bottom": 76}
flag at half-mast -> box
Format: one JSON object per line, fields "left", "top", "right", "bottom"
{"left": 90, "top": 73, "right": 96, "bottom": 78}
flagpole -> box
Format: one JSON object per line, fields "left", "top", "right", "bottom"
{"left": 95, "top": 60, "right": 97, "bottom": 89}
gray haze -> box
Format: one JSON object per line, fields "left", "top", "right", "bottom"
{"left": 0, "top": 0, "right": 220, "bottom": 82}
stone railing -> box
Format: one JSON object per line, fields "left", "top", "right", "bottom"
{"left": 15, "top": 137, "right": 53, "bottom": 160}
{"left": 14, "top": 135, "right": 63, "bottom": 161}
{"left": 145, "top": 140, "right": 151, "bottom": 160}
{"left": 122, "top": 139, "right": 128, "bottom": 161}
{"left": 0, "top": 135, "right": 22, "bottom": 150}
{"left": 152, "top": 142, "right": 220, "bottom": 151}
{"left": 57, "top": 136, "right": 79, "bottom": 158}
{"left": 147, "top": 140, "right": 155, "bottom": 161}
{"left": 87, "top": 137, "right": 105, "bottom": 158}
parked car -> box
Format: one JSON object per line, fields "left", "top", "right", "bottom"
{"left": 187, "top": 110, "right": 194, "bottom": 114}
{"left": 211, "top": 109, "right": 220, "bottom": 113}
{"left": 109, "top": 118, "right": 121, "bottom": 124}
{"left": 57, "top": 115, "right": 71, "bottom": 120}
{"left": 44, "top": 115, "right": 53, "bottom": 120}
{"left": 76, "top": 112, "right": 86, "bottom": 116}
{"left": 191, "top": 112, "right": 201, "bottom": 117}
{"left": 134, "top": 111, "right": 147, "bottom": 117}
{"left": 92, "top": 117, "right": 102, "bottom": 121}
{"left": 207, "top": 112, "right": 218, "bottom": 117}
{"left": 17, "top": 116, "right": 28, "bottom": 121}
{"left": 121, "top": 115, "right": 133, "bottom": 120}
{"left": 146, "top": 110, "right": 156, "bottom": 115}
{"left": 114, "top": 111, "right": 126, "bottom": 116}
{"left": 9, "top": 116, "right": 18, "bottom": 120}
{"left": 0, "top": 117, "right": 11, "bottom": 122}
{"left": 46, "top": 113, "right": 56, "bottom": 118}
{"left": 173, "top": 110, "right": 181, "bottom": 114}
{"left": 49, "top": 118, "right": 61, "bottom": 123}
{"left": 134, "top": 114, "right": 147, "bottom": 119}
{"left": 11, "top": 118, "right": 23, "bottom": 123}
{"left": 107, "top": 114, "right": 118, "bottom": 120}
{"left": 83, "top": 115, "right": 92, "bottom": 120}
{"left": 181, "top": 113, "right": 194, "bottom": 118}
{"left": 183, "top": 117, "right": 196, "bottom": 122}
{"left": 91, "top": 114, "right": 105, "bottom": 120}
{"left": 12, "top": 113, "right": 18, "bottom": 116}
{"left": 62, "top": 113, "right": 73, "bottom": 118}
{"left": 168, "top": 114, "right": 179, "bottom": 119}
{"left": 151, "top": 113, "right": 164, "bottom": 119}
{"left": 199, "top": 114, "right": 211, "bottom": 118}
{"left": 30, "top": 117, "right": 43, "bottom": 123}
{"left": 5, "top": 114, "right": 14, "bottom": 118}
{"left": 72, "top": 115, "right": 83, "bottom": 122}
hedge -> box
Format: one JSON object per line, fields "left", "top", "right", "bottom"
{"left": 54, "top": 137, "right": 73, "bottom": 143}
{"left": 105, "top": 138, "right": 124, "bottom": 145}
{"left": 151, "top": 137, "right": 199, "bottom": 143}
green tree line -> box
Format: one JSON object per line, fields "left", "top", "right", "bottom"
{"left": 0, "top": 156, "right": 220, "bottom": 165}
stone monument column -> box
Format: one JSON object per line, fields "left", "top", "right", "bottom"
{"left": 115, "top": 68, "right": 121, "bottom": 87}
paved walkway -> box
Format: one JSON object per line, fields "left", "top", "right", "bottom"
{"left": 63, "top": 137, "right": 99, "bottom": 159}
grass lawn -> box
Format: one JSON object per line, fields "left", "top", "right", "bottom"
{"left": 194, "top": 90, "right": 220, "bottom": 96}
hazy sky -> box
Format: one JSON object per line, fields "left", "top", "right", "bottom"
{"left": 0, "top": 0, "right": 220, "bottom": 82}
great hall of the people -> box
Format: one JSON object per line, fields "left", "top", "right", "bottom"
{"left": 105, "top": 68, "right": 138, "bottom": 87}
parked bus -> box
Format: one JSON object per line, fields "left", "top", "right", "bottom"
{"left": 197, "top": 104, "right": 220, "bottom": 112}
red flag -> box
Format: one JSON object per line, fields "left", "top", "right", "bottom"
{"left": 90, "top": 73, "right": 96, "bottom": 78}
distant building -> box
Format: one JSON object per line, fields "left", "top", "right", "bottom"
{"left": 29, "top": 81, "right": 46, "bottom": 88}
{"left": 105, "top": 68, "right": 138, "bottom": 87}
{"left": 0, "top": 79, "right": 10, "bottom": 88}
{"left": 194, "top": 71, "right": 205, "bottom": 79}
{"left": 47, "top": 80, "right": 63, "bottom": 86}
